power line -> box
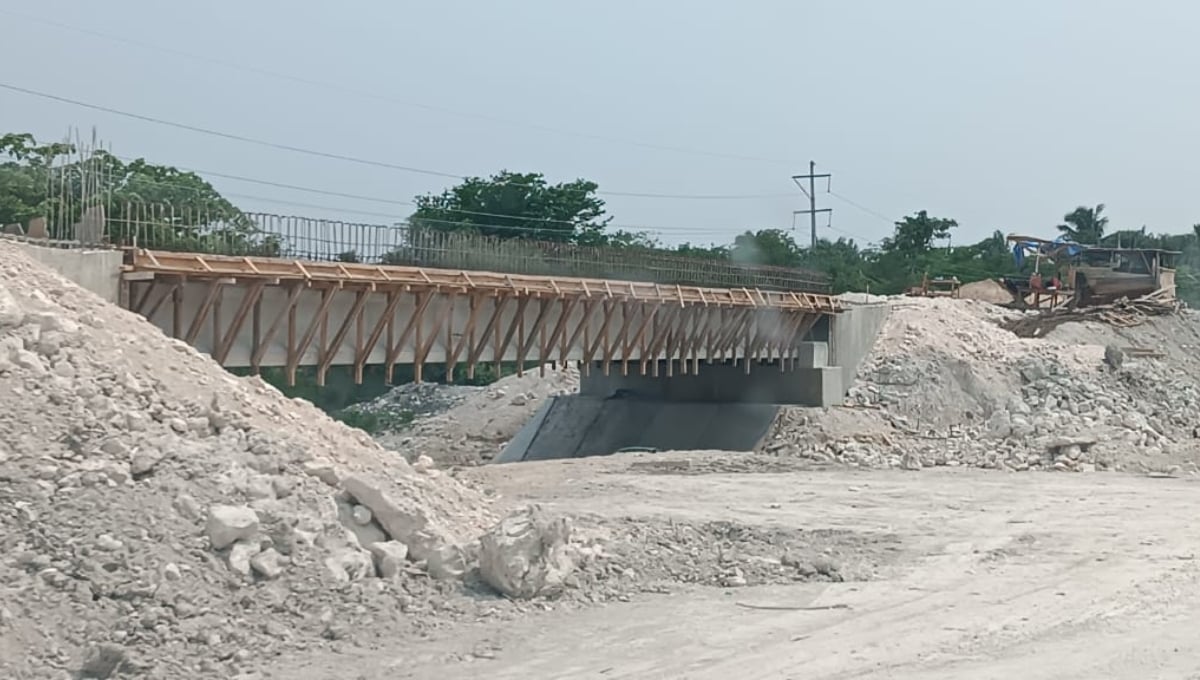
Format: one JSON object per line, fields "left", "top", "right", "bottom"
{"left": 52, "top": 165, "right": 744, "bottom": 238}
{"left": 0, "top": 81, "right": 798, "bottom": 201}
{"left": 100, "top": 155, "right": 758, "bottom": 235}
{"left": 828, "top": 190, "right": 894, "bottom": 225}
{"left": 0, "top": 8, "right": 795, "bottom": 167}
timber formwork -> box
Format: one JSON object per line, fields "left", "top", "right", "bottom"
{"left": 123, "top": 249, "right": 842, "bottom": 386}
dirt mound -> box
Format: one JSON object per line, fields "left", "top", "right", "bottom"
{"left": 958, "top": 278, "right": 1013, "bottom": 304}
{"left": 0, "top": 242, "right": 494, "bottom": 678}
{"left": 765, "top": 296, "right": 1200, "bottom": 474}
{"left": 378, "top": 365, "right": 580, "bottom": 467}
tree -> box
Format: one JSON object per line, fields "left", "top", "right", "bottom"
{"left": 601, "top": 229, "right": 661, "bottom": 249}
{"left": 0, "top": 131, "right": 279, "bottom": 255}
{"left": 797, "top": 237, "right": 871, "bottom": 293}
{"left": 730, "top": 229, "right": 805, "bottom": 267}
{"left": 1057, "top": 204, "right": 1108, "bottom": 244}
{"left": 410, "top": 171, "right": 610, "bottom": 244}
{"left": 0, "top": 133, "right": 72, "bottom": 225}
{"left": 868, "top": 211, "right": 960, "bottom": 293}
{"left": 881, "top": 210, "right": 957, "bottom": 255}
{"left": 673, "top": 242, "right": 730, "bottom": 260}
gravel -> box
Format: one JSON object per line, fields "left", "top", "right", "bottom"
{"left": 764, "top": 296, "right": 1200, "bottom": 474}
{"left": 0, "top": 242, "right": 496, "bottom": 678}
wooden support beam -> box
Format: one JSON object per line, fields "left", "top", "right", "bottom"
{"left": 605, "top": 302, "right": 636, "bottom": 376}
{"left": 447, "top": 293, "right": 484, "bottom": 382}
{"left": 251, "top": 283, "right": 303, "bottom": 372}
{"left": 317, "top": 288, "right": 369, "bottom": 386}
{"left": 517, "top": 298, "right": 552, "bottom": 375}
{"left": 622, "top": 304, "right": 655, "bottom": 376}
{"left": 561, "top": 298, "right": 597, "bottom": 365}
{"left": 543, "top": 297, "right": 577, "bottom": 371}
{"left": 583, "top": 300, "right": 615, "bottom": 368}
{"left": 356, "top": 290, "right": 403, "bottom": 384}
{"left": 213, "top": 281, "right": 266, "bottom": 365}
{"left": 413, "top": 293, "right": 456, "bottom": 383}
{"left": 385, "top": 290, "right": 434, "bottom": 379}
{"left": 494, "top": 296, "right": 529, "bottom": 374}
{"left": 288, "top": 287, "right": 338, "bottom": 385}
{"left": 131, "top": 280, "right": 157, "bottom": 315}
{"left": 184, "top": 280, "right": 222, "bottom": 345}
{"left": 644, "top": 305, "right": 679, "bottom": 376}
{"left": 141, "top": 282, "right": 177, "bottom": 324}
{"left": 467, "top": 296, "right": 509, "bottom": 369}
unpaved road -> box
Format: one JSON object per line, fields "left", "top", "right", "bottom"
{"left": 282, "top": 455, "right": 1200, "bottom": 679}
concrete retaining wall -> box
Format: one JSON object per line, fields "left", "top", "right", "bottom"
{"left": 497, "top": 395, "right": 780, "bottom": 463}
{"left": 14, "top": 242, "right": 123, "bottom": 304}
{"left": 828, "top": 302, "right": 889, "bottom": 389}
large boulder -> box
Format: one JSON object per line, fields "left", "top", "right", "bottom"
{"left": 340, "top": 474, "right": 468, "bottom": 579}
{"left": 205, "top": 505, "right": 260, "bottom": 550}
{"left": 478, "top": 505, "right": 575, "bottom": 599}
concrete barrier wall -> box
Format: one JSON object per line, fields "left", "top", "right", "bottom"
{"left": 828, "top": 302, "right": 889, "bottom": 390}
{"left": 14, "top": 242, "right": 123, "bottom": 304}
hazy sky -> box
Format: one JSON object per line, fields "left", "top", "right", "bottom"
{"left": 2, "top": 0, "right": 1197, "bottom": 248}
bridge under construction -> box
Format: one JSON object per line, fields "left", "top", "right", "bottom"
{"left": 118, "top": 248, "right": 884, "bottom": 408}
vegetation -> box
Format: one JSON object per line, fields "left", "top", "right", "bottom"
{"left": 0, "top": 133, "right": 279, "bottom": 254}
{"left": 410, "top": 170, "right": 610, "bottom": 244}
{"left": 332, "top": 408, "right": 414, "bottom": 434}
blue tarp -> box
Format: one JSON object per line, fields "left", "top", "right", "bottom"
{"left": 1011, "top": 237, "right": 1083, "bottom": 268}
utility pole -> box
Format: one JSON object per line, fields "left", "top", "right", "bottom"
{"left": 792, "top": 161, "right": 832, "bottom": 248}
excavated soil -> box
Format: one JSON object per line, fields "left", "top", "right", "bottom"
{"left": 0, "top": 242, "right": 497, "bottom": 678}
{"left": 765, "top": 296, "right": 1200, "bottom": 475}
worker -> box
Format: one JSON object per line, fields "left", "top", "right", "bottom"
{"left": 1030, "top": 271, "right": 1043, "bottom": 291}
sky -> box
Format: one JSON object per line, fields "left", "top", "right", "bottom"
{"left": 2, "top": 0, "right": 1198, "bottom": 249}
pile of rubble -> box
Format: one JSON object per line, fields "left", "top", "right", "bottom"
{"left": 0, "top": 242, "right": 497, "bottom": 678}
{"left": 766, "top": 296, "right": 1200, "bottom": 474}
{"left": 375, "top": 364, "right": 580, "bottom": 466}
{"left": 343, "top": 381, "right": 479, "bottom": 421}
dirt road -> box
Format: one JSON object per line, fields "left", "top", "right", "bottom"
{"left": 282, "top": 456, "right": 1200, "bottom": 679}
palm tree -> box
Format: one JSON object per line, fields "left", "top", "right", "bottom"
{"left": 1057, "top": 204, "right": 1108, "bottom": 244}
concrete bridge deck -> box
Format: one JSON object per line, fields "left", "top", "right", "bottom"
{"left": 121, "top": 250, "right": 849, "bottom": 400}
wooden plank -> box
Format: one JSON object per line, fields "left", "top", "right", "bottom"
{"left": 128, "top": 249, "right": 841, "bottom": 312}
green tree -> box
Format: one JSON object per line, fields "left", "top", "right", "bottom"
{"left": 1057, "top": 204, "right": 1108, "bottom": 244}
{"left": 882, "top": 210, "right": 957, "bottom": 254}
{"left": 410, "top": 170, "right": 610, "bottom": 244}
{"left": 868, "top": 211, "right": 959, "bottom": 293}
{"left": 730, "top": 228, "right": 805, "bottom": 267}
{"left": 797, "top": 237, "right": 871, "bottom": 293}
{"left": 0, "top": 131, "right": 277, "bottom": 255}
{"left": 673, "top": 242, "right": 730, "bottom": 260}
{"left": 0, "top": 133, "right": 72, "bottom": 225}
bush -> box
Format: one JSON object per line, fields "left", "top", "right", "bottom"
{"left": 333, "top": 408, "right": 414, "bottom": 434}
